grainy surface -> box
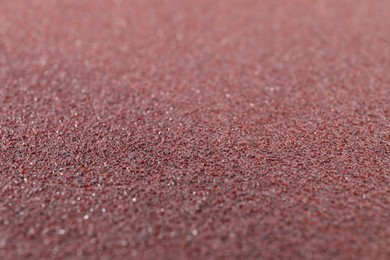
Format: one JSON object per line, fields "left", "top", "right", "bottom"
{"left": 0, "top": 0, "right": 390, "bottom": 259}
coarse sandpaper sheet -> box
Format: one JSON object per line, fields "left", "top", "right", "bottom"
{"left": 0, "top": 0, "right": 389, "bottom": 259}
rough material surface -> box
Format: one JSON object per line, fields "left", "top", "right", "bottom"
{"left": 0, "top": 0, "right": 389, "bottom": 259}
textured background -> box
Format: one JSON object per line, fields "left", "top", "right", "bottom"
{"left": 0, "top": 0, "right": 389, "bottom": 259}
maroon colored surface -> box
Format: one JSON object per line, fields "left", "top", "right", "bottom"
{"left": 1, "top": 0, "right": 389, "bottom": 259}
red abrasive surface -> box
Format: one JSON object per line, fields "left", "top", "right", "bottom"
{"left": 1, "top": 0, "right": 390, "bottom": 259}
